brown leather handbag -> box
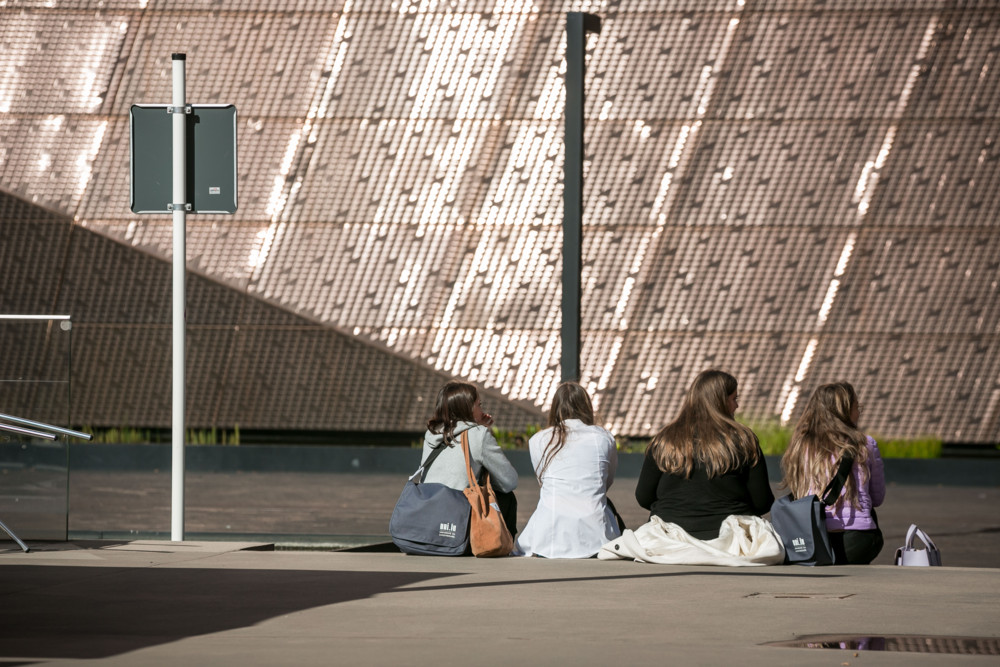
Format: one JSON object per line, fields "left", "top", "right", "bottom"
{"left": 460, "top": 431, "right": 514, "bottom": 557}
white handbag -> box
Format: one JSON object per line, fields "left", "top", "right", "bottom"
{"left": 894, "top": 523, "right": 942, "bottom": 566}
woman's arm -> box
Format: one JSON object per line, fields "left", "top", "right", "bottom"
{"left": 746, "top": 448, "right": 775, "bottom": 515}
{"left": 634, "top": 451, "right": 662, "bottom": 510}
{"left": 601, "top": 428, "right": 618, "bottom": 490}
{"left": 527, "top": 429, "right": 550, "bottom": 479}
{"left": 866, "top": 436, "right": 886, "bottom": 507}
{"left": 478, "top": 427, "right": 519, "bottom": 493}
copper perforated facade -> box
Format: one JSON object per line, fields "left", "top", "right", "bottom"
{"left": 1, "top": 1, "right": 998, "bottom": 441}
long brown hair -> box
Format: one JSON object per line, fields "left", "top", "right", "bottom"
{"left": 781, "top": 382, "right": 869, "bottom": 508}
{"left": 646, "top": 369, "right": 759, "bottom": 478}
{"left": 427, "top": 381, "right": 478, "bottom": 447}
{"left": 537, "top": 382, "right": 596, "bottom": 481}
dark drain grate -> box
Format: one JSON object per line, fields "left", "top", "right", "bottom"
{"left": 745, "top": 592, "right": 855, "bottom": 600}
{"left": 765, "top": 634, "right": 1000, "bottom": 655}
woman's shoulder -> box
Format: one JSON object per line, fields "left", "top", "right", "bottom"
{"left": 565, "top": 419, "right": 612, "bottom": 435}
{"left": 566, "top": 421, "right": 616, "bottom": 448}
{"left": 457, "top": 422, "right": 496, "bottom": 446}
{"left": 528, "top": 426, "right": 555, "bottom": 446}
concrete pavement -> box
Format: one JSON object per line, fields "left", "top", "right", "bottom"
{"left": 2, "top": 467, "right": 998, "bottom": 665}
{"left": 1, "top": 541, "right": 998, "bottom": 666}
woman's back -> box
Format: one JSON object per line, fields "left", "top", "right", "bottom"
{"left": 635, "top": 450, "right": 773, "bottom": 540}
{"left": 532, "top": 420, "right": 615, "bottom": 497}
{"left": 516, "top": 420, "right": 620, "bottom": 558}
{"left": 821, "top": 435, "right": 885, "bottom": 531}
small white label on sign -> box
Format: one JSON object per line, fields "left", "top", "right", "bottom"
{"left": 209, "top": 186, "right": 221, "bottom": 195}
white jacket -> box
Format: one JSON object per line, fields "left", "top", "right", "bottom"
{"left": 516, "top": 420, "right": 621, "bottom": 558}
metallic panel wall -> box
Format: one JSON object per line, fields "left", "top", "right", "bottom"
{"left": 2, "top": 2, "right": 998, "bottom": 442}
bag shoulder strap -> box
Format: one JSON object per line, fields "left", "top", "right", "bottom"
{"left": 819, "top": 455, "right": 854, "bottom": 506}
{"left": 412, "top": 441, "right": 448, "bottom": 482}
{"left": 460, "top": 431, "right": 479, "bottom": 488}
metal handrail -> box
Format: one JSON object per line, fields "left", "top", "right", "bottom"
{"left": 0, "top": 413, "right": 91, "bottom": 441}
{"left": 0, "top": 423, "right": 56, "bottom": 440}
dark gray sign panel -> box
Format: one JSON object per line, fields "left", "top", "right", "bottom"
{"left": 130, "top": 104, "right": 237, "bottom": 214}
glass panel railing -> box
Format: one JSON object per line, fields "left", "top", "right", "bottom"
{"left": 0, "top": 315, "right": 75, "bottom": 546}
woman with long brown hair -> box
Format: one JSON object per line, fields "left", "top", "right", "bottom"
{"left": 634, "top": 369, "right": 774, "bottom": 540}
{"left": 516, "top": 382, "right": 621, "bottom": 558}
{"left": 781, "top": 382, "right": 885, "bottom": 564}
{"left": 421, "top": 381, "right": 519, "bottom": 537}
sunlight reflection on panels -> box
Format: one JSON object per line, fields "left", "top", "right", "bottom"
{"left": 631, "top": 226, "right": 857, "bottom": 334}
{"left": 0, "top": 116, "right": 110, "bottom": 216}
{"left": 0, "top": 12, "right": 127, "bottom": 114}
{"left": 427, "top": 326, "right": 561, "bottom": 404}
{"left": 315, "top": 8, "right": 533, "bottom": 120}
{"left": 803, "top": 336, "right": 1000, "bottom": 442}
{"left": 825, "top": 229, "right": 1000, "bottom": 336}
{"left": 862, "top": 122, "right": 1000, "bottom": 228}
{"left": 291, "top": 119, "right": 500, "bottom": 226}
{"left": 666, "top": 121, "right": 886, "bottom": 228}
{"left": 110, "top": 12, "right": 332, "bottom": 116}
{"left": 248, "top": 222, "right": 464, "bottom": 328}
{"left": 596, "top": 332, "right": 810, "bottom": 436}
{"left": 3, "top": 3, "right": 1000, "bottom": 439}
{"left": 431, "top": 225, "right": 563, "bottom": 331}
{"left": 710, "top": 12, "right": 928, "bottom": 121}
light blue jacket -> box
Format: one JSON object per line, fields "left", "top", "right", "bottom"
{"left": 420, "top": 421, "right": 518, "bottom": 493}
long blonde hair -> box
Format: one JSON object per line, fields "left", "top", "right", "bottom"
{"left": 647, "top": 370, "right": 759, "bottom": 478}
{"left": 781, "top": 382, "right": 869, "bottom": 508}
{"left": 537, "top": 382, "right": 596, "bottom": 481}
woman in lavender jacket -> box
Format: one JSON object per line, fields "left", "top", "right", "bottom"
{"left": 781, "top": 382, "right": 886, "bottom": 564}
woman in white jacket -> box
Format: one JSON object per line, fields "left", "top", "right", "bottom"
{"left": 516, "top": 382, "right": 622, "bottom": 558}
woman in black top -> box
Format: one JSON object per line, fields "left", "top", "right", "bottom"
{"left": 635, "top": 369, "right": 773, "bottom": 540}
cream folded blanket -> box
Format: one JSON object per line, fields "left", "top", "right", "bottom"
{"left": 598, "top": 515, "right": 785, "bottom": 566}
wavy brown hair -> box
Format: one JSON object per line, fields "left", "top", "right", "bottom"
{"left": 536, "top": 382, "right": 596, "bottom": 481}
{"left": 427, "top": 381, "right": 478, "bottom": 447}
{"left": 647, "top": 369, "right": 759, "bottom": 478}
{"left": 780, "top": 382, "right": 869, "bottom": 509}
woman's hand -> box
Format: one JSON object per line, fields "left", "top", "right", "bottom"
{"left": 477, "top": 411, "right": 495, "bottom": 427}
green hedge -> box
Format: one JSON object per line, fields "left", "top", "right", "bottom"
{"left": 495, "top": 420, "right": 943, "bottom": 459}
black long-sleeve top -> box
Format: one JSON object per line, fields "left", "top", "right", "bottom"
{"left": 634, "top": 447, "right": 774, "bottom": 540}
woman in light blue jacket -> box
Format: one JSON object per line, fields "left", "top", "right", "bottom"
{"left": 421, "top": 381, "right": 519, "bottom": 536}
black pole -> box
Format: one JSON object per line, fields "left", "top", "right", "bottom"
{"left": 562, "top": 12, "right": 601, "bottom": 383}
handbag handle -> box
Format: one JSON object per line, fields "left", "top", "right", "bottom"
{"left": 460, "top": 431, "right": 480, "bottom": 488}
{"left": 818, "top": 455, "right": 854, "bottom": 506}
{"left": 905, "top": 523, "right": 939, "bottom": 552}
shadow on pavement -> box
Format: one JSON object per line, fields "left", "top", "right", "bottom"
{"left": 0, "top": 566, "right": 452, "bottom": 660}
{"left": 393, "top": 567, "right": 849, "bottom": 594}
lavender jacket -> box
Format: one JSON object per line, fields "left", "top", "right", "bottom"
{"left": 824, "top": 436, "right": 885, "bottom": 531}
